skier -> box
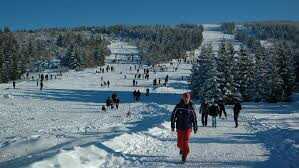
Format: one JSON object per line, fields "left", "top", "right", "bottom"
{"left": 233, "top": 98, "right": 242, "bottom": 128}
{"left": 200, "top": 100, "right": 209, "bottom": 127}
{"left": 171, "top": 93, "right": 197, "bottom": 163}
{"left": 12, "top": 81, "right": 16, "bottom": 89}
{"left": 218, "top": 99, "right": 227, "bottom": 119}
{"left": 209, "top": 100, "right": 220, "bottom": 128}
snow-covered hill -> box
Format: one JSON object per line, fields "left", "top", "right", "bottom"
{"left": 0, "top": 29, "right": 298, "bottom": 168}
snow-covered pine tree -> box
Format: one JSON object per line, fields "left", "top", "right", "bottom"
{"left": 0, "top": 46, "right": 4, "bottom": 83}
{"left": 192, "top": 44, "right": 221, "bottom": 101}
{"left": 264, "top": 47, "right": 284, "bottom": 102}
{"left": 217, "top": 42, "right": 237, "bottom": 101}
{"left": 238, "top": 46, "right": 255, "bottom": 101}
{"left": 253, "top": 45, "right": 267, "bottom": 102}
{"left": 275, "top": 42, "right": 296, "bottom": 101}
{"left": 192, "top": 46, "right": 209, "bottom": 100}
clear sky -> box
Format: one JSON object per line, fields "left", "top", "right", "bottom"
{"left": 1, "top": 0, "right": 298, "bottom": 30}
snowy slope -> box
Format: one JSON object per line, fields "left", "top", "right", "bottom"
{"left": 0, "top": 30, "right": 298, "bottom": 168}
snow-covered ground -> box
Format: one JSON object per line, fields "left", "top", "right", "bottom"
{"left": 0, "top": 30, "right": 298, "bottom": 168}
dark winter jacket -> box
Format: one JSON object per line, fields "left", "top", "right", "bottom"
{"left": 200, "top": 102, "right": 209, "bottom": 114}
{"left": 171, "top": 100, "right": 198, "bottom": 131}
{"left": 209, "top": 104, "right": 219, "bottom": 117}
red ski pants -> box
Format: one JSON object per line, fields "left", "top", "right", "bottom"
{"left": 177, "top": 128, "right": 192, "bottom": 157}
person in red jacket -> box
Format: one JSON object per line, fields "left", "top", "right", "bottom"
{"left": 171, "top": 92, "right": 198, "bottom": 163}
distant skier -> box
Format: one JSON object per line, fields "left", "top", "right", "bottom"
{"left": 209, "top": 100, "right": 220, "bottom": 128}
{"left": 171, "top": 92, "right": 197, "bottom": 163}
{"left": 233, "top": 98, "right": 242, "bottom": 128}
{"left": 200, "top": 100, "right": 209, "bottom": 127}
{"left": 218, "top": 99, "right": 227, "bottom": 119}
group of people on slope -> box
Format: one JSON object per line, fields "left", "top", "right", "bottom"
{"left": 200, "top": 99, "right": 242, "bottom": 128}
{"left": 103, "top": 92, "right": 120, "bottom": 111}
{"left": 171, "top": 93, "right": 242, "bottom": 163}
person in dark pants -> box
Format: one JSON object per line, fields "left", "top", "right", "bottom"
{"left": 115, "top": 98, "right": 120, "bottom": 109}
{"left": 133, "top": 90, "right": 137, "bottom": 102}
{"left": 12, "top": 81, "right": 16, "bottom": 89}
{"left": 209, "top": 101, "right": 220, "bottom": 128}
{"left": 218, "top": 100, "right": 227, "bottom": 119}
{"left": 171, "top": 93, "right": 197, "bottom": 163}
{"left": 200, "top": 100, "right": 209, "bottom": 127}
{"left": 233, "top": 99, "right": 242, "bottom": 128}
{"left": 40, "top": 80, "right": 43, "bottom": 91}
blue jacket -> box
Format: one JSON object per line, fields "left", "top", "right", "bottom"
{"left": 171, "top": 100, "right": 198, "bottom": 131}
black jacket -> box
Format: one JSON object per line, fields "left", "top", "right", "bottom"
{"left": 171, "top": 100, "right": 198, "bottom": 131}
{"left": 209, "top": 104, "right": 219, "bottom": 117}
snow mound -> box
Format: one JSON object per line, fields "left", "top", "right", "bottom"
{"left": 3, "top": 94, "right": 14, "bottom": 99}
{"left": 30, "top": 145, "right": 128, "bottom": 168}
{"left": 104, "top": 132, "right": 163, "bottom": 155}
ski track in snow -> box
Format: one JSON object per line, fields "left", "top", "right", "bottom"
{"left": 0, "top": 25, "right": 298, "bottom": 168}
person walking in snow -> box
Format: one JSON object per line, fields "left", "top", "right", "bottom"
{"left": 40, "top": 80, "right": 43, "bottom": 91}
{"left": 107, "top": 80, "right": 110, "bottom": 88}
{"left": 106, "top": 97, "right": 112, "bottom": 109}
{"left": 233, "top": 98, "right": 242, "bottom": 128}
{"left": 12, "top": 81, "right": 16, "bottom": 89}
{"left": 171, "top": 92, "right": 198, "bottom": 163}
{"left": 209, "top": 100, "right": 220, "bottom": 128}
{"left": 200, "top": 100, "right": 209, "bottom": 127}
{"left": 218, "top": 99, "right": 227, "bottom": 119}
{"left": 146, "top": 88, "right": 150, "bottom": 96}
{"left": 133, "top": 90, "right": 137, "bottom": 102}
{"left": 136, "top": 90, "right": 141, "bottom": 101}
{"left": 115, "top": 97, "right": 120, "bottom": 109}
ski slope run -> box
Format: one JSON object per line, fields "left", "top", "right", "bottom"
{"left": 0, "top": 26, "right": 298, "bottom": 167}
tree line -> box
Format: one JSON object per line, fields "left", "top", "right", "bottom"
{"left": 0, "top": 27, "right": 110, "bottom": 83}
{"left": 96, "top": 24, "right": 204, "bottom": 64}
{"left": 235, "top": 21, "right": 299, "bottom": 81}
{"left": 192, "top": 41, "right": 296, "bottom": 103}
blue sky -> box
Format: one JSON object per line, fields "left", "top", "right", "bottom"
{"left": 1, "top": 0, "right": 298, "bottom": 30}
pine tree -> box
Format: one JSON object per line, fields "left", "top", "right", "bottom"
{"left": 238, "top": 46, "right": 255, "bottom": 101}
{"left": 217, "top": 42, "right": 237, "bottom": 100}
{"left": 192, "top": 44, "right": 221, "bottom": 101}
{"left": 253, "top": 45, "right": 267, "bottom": 102}
{"left": 264, "top": 48, "right": 284, "bottom": 102}
{"left": 275, "top": 42, "right": 296, "bottom": 101}
{"left": 0, "top": 46, "right": 4, "bottom": 83}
